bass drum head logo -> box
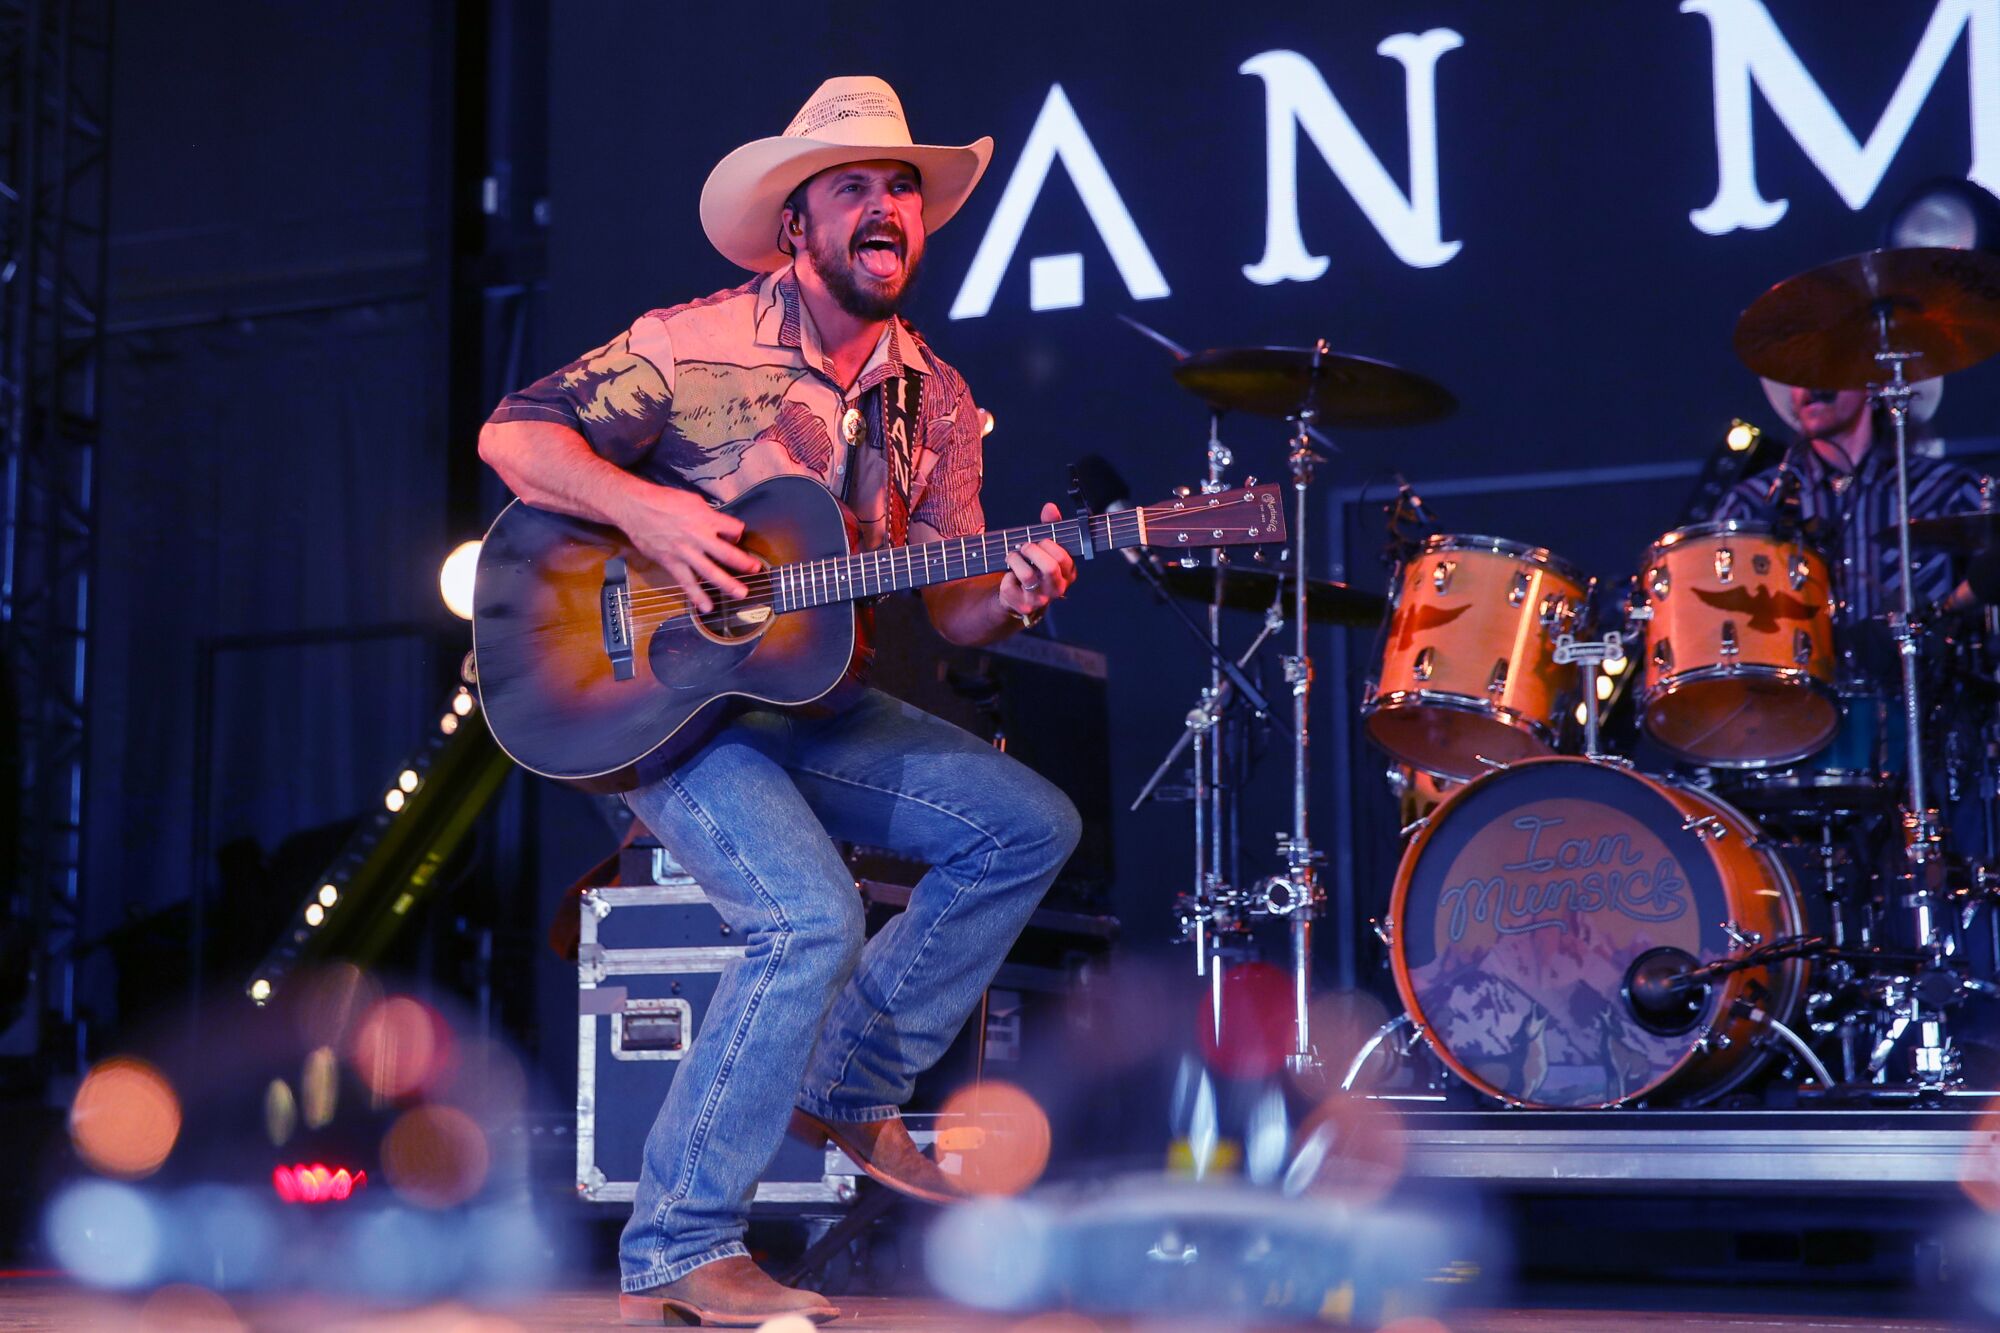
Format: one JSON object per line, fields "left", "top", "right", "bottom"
{"left": 1395, "top": 762, "right": 1733, "bottom": 1107}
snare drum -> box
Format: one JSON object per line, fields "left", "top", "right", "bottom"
{"left": 1386, "top": 757, "right": 1807, "bottom": 1108}
{"left": 1365, "top": 535, "right": 1588, "bottom": 781}
{"left": 1637, "top": 521, "right": 1837, "bottom": 767}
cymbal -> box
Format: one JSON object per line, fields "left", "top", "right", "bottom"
{"left": 1879, "top": 511, "right": 2000, "bottom": 554}
{"left": 1156, "top": 563, "right": 1387, "bottom": 626}
{"left": 1733, "top": 247, "right": 2000, "bottom": 389}
{"left": 1171, "top": 346, "right": 1457, "bottom": 427}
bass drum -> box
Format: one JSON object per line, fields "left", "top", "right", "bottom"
{"left": 1387, "top": 757, "right": 1806, "bottom": 1108}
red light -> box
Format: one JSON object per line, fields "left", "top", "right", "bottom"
{"left": 272, "top": 1162, "right": 366, "bottom": 1204}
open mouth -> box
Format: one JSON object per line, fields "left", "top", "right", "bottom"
{"left": 853, "top": 232, "right": 904, "bottom": 280}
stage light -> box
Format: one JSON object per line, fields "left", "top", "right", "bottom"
{"left": 1884, "top": 177, "right": 2000, "bottom": 253}
{"left": 304, "top": 904, "right": 325, "bottom": 928}
{"left": 440, "top": 713, "right": 458, "bottom": 735}
{"left": 1574, "top": 702, "right": 1589, "bottom": 726}
{"left": 70, "top": 1058, "right": 182, "bottom": 1180}
{"left": 452, "top": 689, "right": 474, "bottom": 717}
{"left": 439, "top": 541, "right": 481, "bottom": 621}
{"left": 980, "top": 409, "right": 996, "bottom": 437}
{"left": 318, "top": 884, "right": 339, "bottom": 908}
{"left": 1596, "top": 674, "right": 1614, "bottom": 701}
{"left": 1605, "top": 653, "right": 1628, "bottom": 677}
{"left": 397, "top": 769, "right": 420, "bottom": 793}
{"left": 385, "top": 790, "right": 405, "bottom": 813}
{"left": 1725, "top": 419, "right": 1759, "bottom": 452}
{"left": 250, "top": 978, "right": 272, "bottom": 1003}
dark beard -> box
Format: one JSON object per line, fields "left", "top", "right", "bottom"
{"left": 804, "top": 224, "right": 920, "bottom": 321}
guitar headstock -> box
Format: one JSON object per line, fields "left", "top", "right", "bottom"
{"left": 1134, "top": 484, "right": 1287, "bottom": 549}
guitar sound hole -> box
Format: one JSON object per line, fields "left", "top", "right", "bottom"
{"left": 692, "top": 588, "right": 775, "bottom": 645}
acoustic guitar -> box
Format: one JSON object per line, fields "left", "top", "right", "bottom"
{"left": 472, "top": 473, "right": 1286, "bottom": 785}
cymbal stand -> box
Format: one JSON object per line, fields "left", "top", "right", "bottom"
{"left": 1874, "top": 323, "right": 1958, "bottom": 1089}
{"left": 1253, "top": 340, "right": 1330, "bottom": 1078}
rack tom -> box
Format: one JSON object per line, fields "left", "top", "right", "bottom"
{"left": 1637, "top": 521, "right": 1837, "bottom": 767}
{"left": 1365, "top": 534, "right": 1588, "bottom": 781}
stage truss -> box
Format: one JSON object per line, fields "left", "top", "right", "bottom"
{"left": 0, "top": 0, "right": 112, "bottom": 1068}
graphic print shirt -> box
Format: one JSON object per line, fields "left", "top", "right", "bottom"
{"left": 488, "top": 266, "right": 985, "bottom": 551}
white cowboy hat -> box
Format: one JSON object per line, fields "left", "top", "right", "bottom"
{"left": 699, "top": 76, "right": 993, "bottom": 273}
{"left": 1760, "top": 375, "right": 1942, "bottom": 431}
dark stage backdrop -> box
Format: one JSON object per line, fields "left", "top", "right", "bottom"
{"left": 544, "top": 1, "right": 2000, "bottom": 983}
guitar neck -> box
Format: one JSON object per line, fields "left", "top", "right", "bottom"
{"left": 770, "top": 511, "right": 1140, "bottom": 612}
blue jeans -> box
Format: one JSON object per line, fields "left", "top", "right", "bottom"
{"left": 616, "top": 688, "right": 1082, "bottom": 1291}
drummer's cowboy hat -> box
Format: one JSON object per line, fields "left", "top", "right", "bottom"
{"left": 700, "top": 76, "right": 993, "bottom": 273}
{"left": 1760, "top": 376, "right": 1941, "bottom": 431}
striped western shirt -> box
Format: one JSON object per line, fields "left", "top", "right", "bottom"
{"left": 1713, "top": 440, "right": 1989, "bottom": 684}
{"left": 1713, "top": 441, "right": 1989, "bottom": 620}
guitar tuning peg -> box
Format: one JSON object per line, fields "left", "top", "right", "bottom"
{"left": 1173, "top": 485, "right": 1193, "bottom": 499}
{"left": 1243, "top": 475, "right": 1257, "bottom": 486}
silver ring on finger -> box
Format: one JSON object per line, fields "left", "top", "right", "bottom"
{"left": 1023, "top": 578, "right": 1039, "bottom": 589}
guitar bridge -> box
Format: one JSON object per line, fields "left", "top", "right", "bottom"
{"left": 601, "top": 556, "right": 636, "bottom": 681}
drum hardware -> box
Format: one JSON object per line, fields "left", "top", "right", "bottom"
{"left": 1271, "top": 344, "right": 1334, "bottom": 1077}
{"left": 1552, "top": 631, "right": 1623, "bottom": 757}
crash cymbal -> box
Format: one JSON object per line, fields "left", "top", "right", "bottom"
{"left": 1734, "top": 247, "right": 2000, "bottom": 390}
{"left": 1878, "top": 511, "right": 2000, "bottom": 554}
{"left": 1171, "top": 346, "right": 1457, "bottom": 427}
{"left": 1156, "top": 563, "right": 1387, "bottom": 626}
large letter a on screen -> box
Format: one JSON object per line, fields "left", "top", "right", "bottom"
{"left": 948, "top": 84, "right": 1169, "bottom": 320}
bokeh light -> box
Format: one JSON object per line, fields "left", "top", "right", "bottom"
{"left": 1196, "top": 962, "right": 1294, "bottom": 1080}
{"left": 439, "top": 539, "right": 482, "bottom": 620}
{"left": 302, "top": 1045, "right": 340, "bottom": 1129}
{"left": 1283, "top": 1094, "right": 1408, "bottom": 1208}
{"left": 272, "top": 1162, "right": 366, "bottom": 1204}
{"left": 264, "top": 1079, "right": 296, "bottom": 1147}
{"left": 751, "top": 1317, "right": 820, "bottom": 1333}
{"left": 924, "top": 1196, "right": 1055, "bottom": 1310}
{"left": 382, "top": 1105, "right": 491, "bottom": 1208}
{"left": 1292, "top": 988, "right": 1394, "bottom": 1099}
{"left": 351, "top": 995, "right": 450, "bottom": 1101}
{"left": 45, "top": 1179, "right": 162, "bottom": 1288}
{"left": 936, "top": 1080, "right": 1052, "bottom": 1197}
{"left": 292, "top": 961, "right": 381, "bottom": 1049}
{"left": 137, "top": 1282, "right": 245, "bottom": 1330}
{"left": 1962, "top": 1099, "right": 2000, "bottom": 1211}
{"left": 70, "top": 1056, "right": 182, "bottom": 1179}
{"left": 1004, "top": 1316, "right": 1105, "bottom": 1333}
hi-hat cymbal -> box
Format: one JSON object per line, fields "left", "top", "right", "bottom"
{"left": 1878, "top": 511, "right": 2000, "bottom": 554}
{"left": 1734, "top": 247, "right": 2000, "bottom": 390}
{"left": 1171, "top": 346, "right": 1457, "bottom": 427}
{"left": 1156, "top": 563, "right": 1387, "bottom": 626}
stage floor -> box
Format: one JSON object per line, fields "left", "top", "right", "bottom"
{"left": 0, "top": 1281, "right": 1982, "bottom": 1331}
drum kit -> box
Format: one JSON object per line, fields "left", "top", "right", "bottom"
{"left": 1136, "top": 245, "right": 2000, "bottom": 1109}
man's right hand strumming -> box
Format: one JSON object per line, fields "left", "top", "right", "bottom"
{"left": 477, "top": 417, "right": 760, "bottom": 614}
{"left": 610, "top": 483, "right": 761, "bottom": 614}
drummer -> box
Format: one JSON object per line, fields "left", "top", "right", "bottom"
{"left": 1712, "top": 378, "right": 1989, "bottom": 640}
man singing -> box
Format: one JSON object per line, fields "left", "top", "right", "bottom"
{"left": 479, "top": 76, "right": 1082, "bottom": 1326}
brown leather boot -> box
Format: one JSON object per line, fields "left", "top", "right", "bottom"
{"left": 617, "top": 1255, "right": 837, "bottom": 1326}
{"left": 790, "top": 1108, "right": 966, "bottom": 1205}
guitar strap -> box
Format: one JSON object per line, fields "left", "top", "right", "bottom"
{"left": 849, "top": 364, "right": 924, "bottom": 548}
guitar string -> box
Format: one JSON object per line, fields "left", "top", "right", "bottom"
{"left": 513, "top": 495, "right": 1274, "bottom": 648}
{"left": 615, "top": 495, "right": 1267, "bottom": 621}
{"left": 618, "top": 512, "right": 1131, "bottom": 616}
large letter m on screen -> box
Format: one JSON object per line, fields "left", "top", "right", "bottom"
{"left": 1685, "top": 0, "right": 2000, "bottom": 235}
